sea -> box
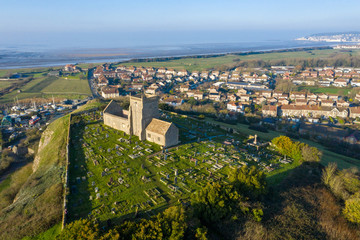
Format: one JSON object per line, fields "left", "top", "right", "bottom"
{"left": 0, "top": 35, "right": 339, "bottom": 70}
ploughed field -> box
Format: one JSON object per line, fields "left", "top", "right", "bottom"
{"left": 67, "top": 111, "right": 295, "bottom": 224}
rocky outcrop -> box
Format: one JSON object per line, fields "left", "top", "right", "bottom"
{"left": 32, "top": 129, "right": 54, "bottom": 172}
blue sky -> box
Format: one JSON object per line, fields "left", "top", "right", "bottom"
{"left": 1, "top": 0, "right": 360, "bottom": 47}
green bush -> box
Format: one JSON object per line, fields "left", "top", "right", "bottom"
{"left": 343, "top": 196, "right": 360, "bottom": 224}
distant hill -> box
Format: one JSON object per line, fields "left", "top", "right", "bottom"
{"left": 296, "top": 32, "right": 360, "bottom": 42}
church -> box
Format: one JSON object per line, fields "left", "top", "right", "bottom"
{"left": 103, "top": 94, "right": 179, "bottom": 148}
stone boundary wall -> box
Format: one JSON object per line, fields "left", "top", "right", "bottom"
{"left": 62, "top": 108, "right": 99, "bottom": 229}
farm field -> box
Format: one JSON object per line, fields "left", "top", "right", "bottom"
{"left": 0, "top": 80, "right": 19, "bottom": 90}
{"left": 120, "top": 49, "right": 360, "bottom": 71}
{"left": 0, "top": 76, "right": 91, "bottom": 103}
{"left": 67, "top": 110, "right": 294, "bottom": 224}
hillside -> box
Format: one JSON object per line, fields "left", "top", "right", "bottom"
{"left": 0, "top": 99, "right": 105, "bottom": 240}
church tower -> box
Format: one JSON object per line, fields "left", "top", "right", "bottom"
{"left": 129, "top": 94, "right": 160, "bottom": 140}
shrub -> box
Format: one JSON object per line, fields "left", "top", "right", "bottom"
{"left": 343, "top": 196, "right": 360, "bottom": 224}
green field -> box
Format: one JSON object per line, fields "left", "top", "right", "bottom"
{"left": 0, "top": 80, "right": 20, "bottom": 90}
{"left": 0, "top": 76, "right": 91, "bottom": 103}
{"left": 297, "top": 86, "right": 351, "bottom": 96}
{"left": 42, "top": 78, "right": 91, "bottom": 95}
{"left": 120, "top": 49, "right": 360, "bottom": 71}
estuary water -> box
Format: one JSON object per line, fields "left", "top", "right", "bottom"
{"left": 0, "top": 40, "right": 336, "bottom": 69}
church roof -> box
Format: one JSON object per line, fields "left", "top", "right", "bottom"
{"left": 146, "top": 118, "right": 173, "bottom": 135}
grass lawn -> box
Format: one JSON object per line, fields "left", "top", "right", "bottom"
{"left": 297, "top": 86, "right": 351, "bottom": 96}
{"left": 42, "top": 78, "right": 91, "bottom": 95}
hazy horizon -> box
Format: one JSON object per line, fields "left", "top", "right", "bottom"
{"left": 2, "top": 0, "right": 360, "bottom": 50}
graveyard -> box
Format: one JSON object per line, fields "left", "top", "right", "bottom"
{"left": 67, "top": 110, "right": 295, "bottom": 224}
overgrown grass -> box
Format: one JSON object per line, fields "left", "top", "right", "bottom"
{"left": 0, "top": 177, "right": 11, "bottom": 192}
{"left": 0, "top": 163, "right": 33, "bottom": 211}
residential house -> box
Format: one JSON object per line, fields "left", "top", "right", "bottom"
{"left": 355, "top": 93, "right": 360, "bottom": 102}
{"left": 273, "top": 91, "right": 284, "bottom": 98}
{"left": 292, "top": 78, "right": 315, "bottom": 85}
{"left": 64, "top": 64, "right": 79, "bottom": 72}
{"left": 328, "top": 94, "right": 339, "bottom": 101}
{"left": 130, "top": 84, "right": 143, "bottom": 90}
{"left": 166, "top": 69, "right": 176, "bottom": 75}
{"left": 187, "top": 91, "right": 204, "bottom": 100}
{"left": 321, "top": 100, "right": 335, "bottom": 107}
{"left": 98, "top": 75, "right": 109, "bottom": 86}
{"left": 227, "top": 101, "right": 244, "bottom": 113}
{"left": 307, "top": 93, "right": 318, "bottom": 100}
{"left": 219, "top": 73, "right": 229, "bottom": 81}
{"left": 237, "top": 88, "right": 248, "bottom": 95}
{"left": 158, "top": 68, "right": 166, "bottom": 74}
{"left": 163, "top": 97, "right": 184, "bottom": 107}
{"left": 209, "top": 87, "right": 219, "bottom": 94}
{"left": 351, "top": 79, "right": 360, "bottom": 87}
{"left": 126, "top": 66, "right": 136, "bottom": 73}
{"left": 295, "top": 99, "right": 308, "bottom": 106}
{"left": 308, "top": 100, "right": 319, "bottom": 106}
{"left": 262, "top": 105, "right": 278, "bottom": 117}
{"left": 228, "top": 94, "right": 238, "bottom": 102}
{"left": 318, "top": 79, "right": 332, "bottom": 86}
{"left": 280, "top": 105, "right": 348, "bottom": 118}
{"left": 179, "top": 85, "right": 189, "bottom": 92}
{"left": 201, "top": 71, "right": 209, "bottom": 79}
{"left": 145, "top": 87, "right": 160, "bottom": 95}
{"left": 253, "top": 96, "right": 266, "bottom": 104}
{"left": 336, "top": 100, "right": 350, "bottom": 108}
{"left": 318, "top": 93, "right": 328, "bottom": 100}
{"left": 333, "top": 78, "right": 349, "bottom": 87}
{"left": 177, "top": 69, "right": 188, "bottom": 77}
{"left": 290, "top": 91, "right": 306, "bottom": 100}
{"left": 211, "top": 71, "right": 220, "bottom": 77}
{"left": 349, "top": 107, "right": 360, "bottom": 119}
{"left": 260, "top": 90, "right": 272, "bottom": 98}
{"left": 278, "top": 98, "right": 290, "bottom": 105}
{"left": 208, "top": 93, "right": 221, "bottom": 101}
{"left": 101, "top": 87, "right": 119, "bottom": 99}
{"left": 238, "top": 94, "right": 251, "bottom": 102}
{"left": 191, "top": 71, "right": 199, "bottom": 78}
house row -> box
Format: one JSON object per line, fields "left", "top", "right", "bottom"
{"left": 262, "top": 105, "right": 360, "bottom": 119}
